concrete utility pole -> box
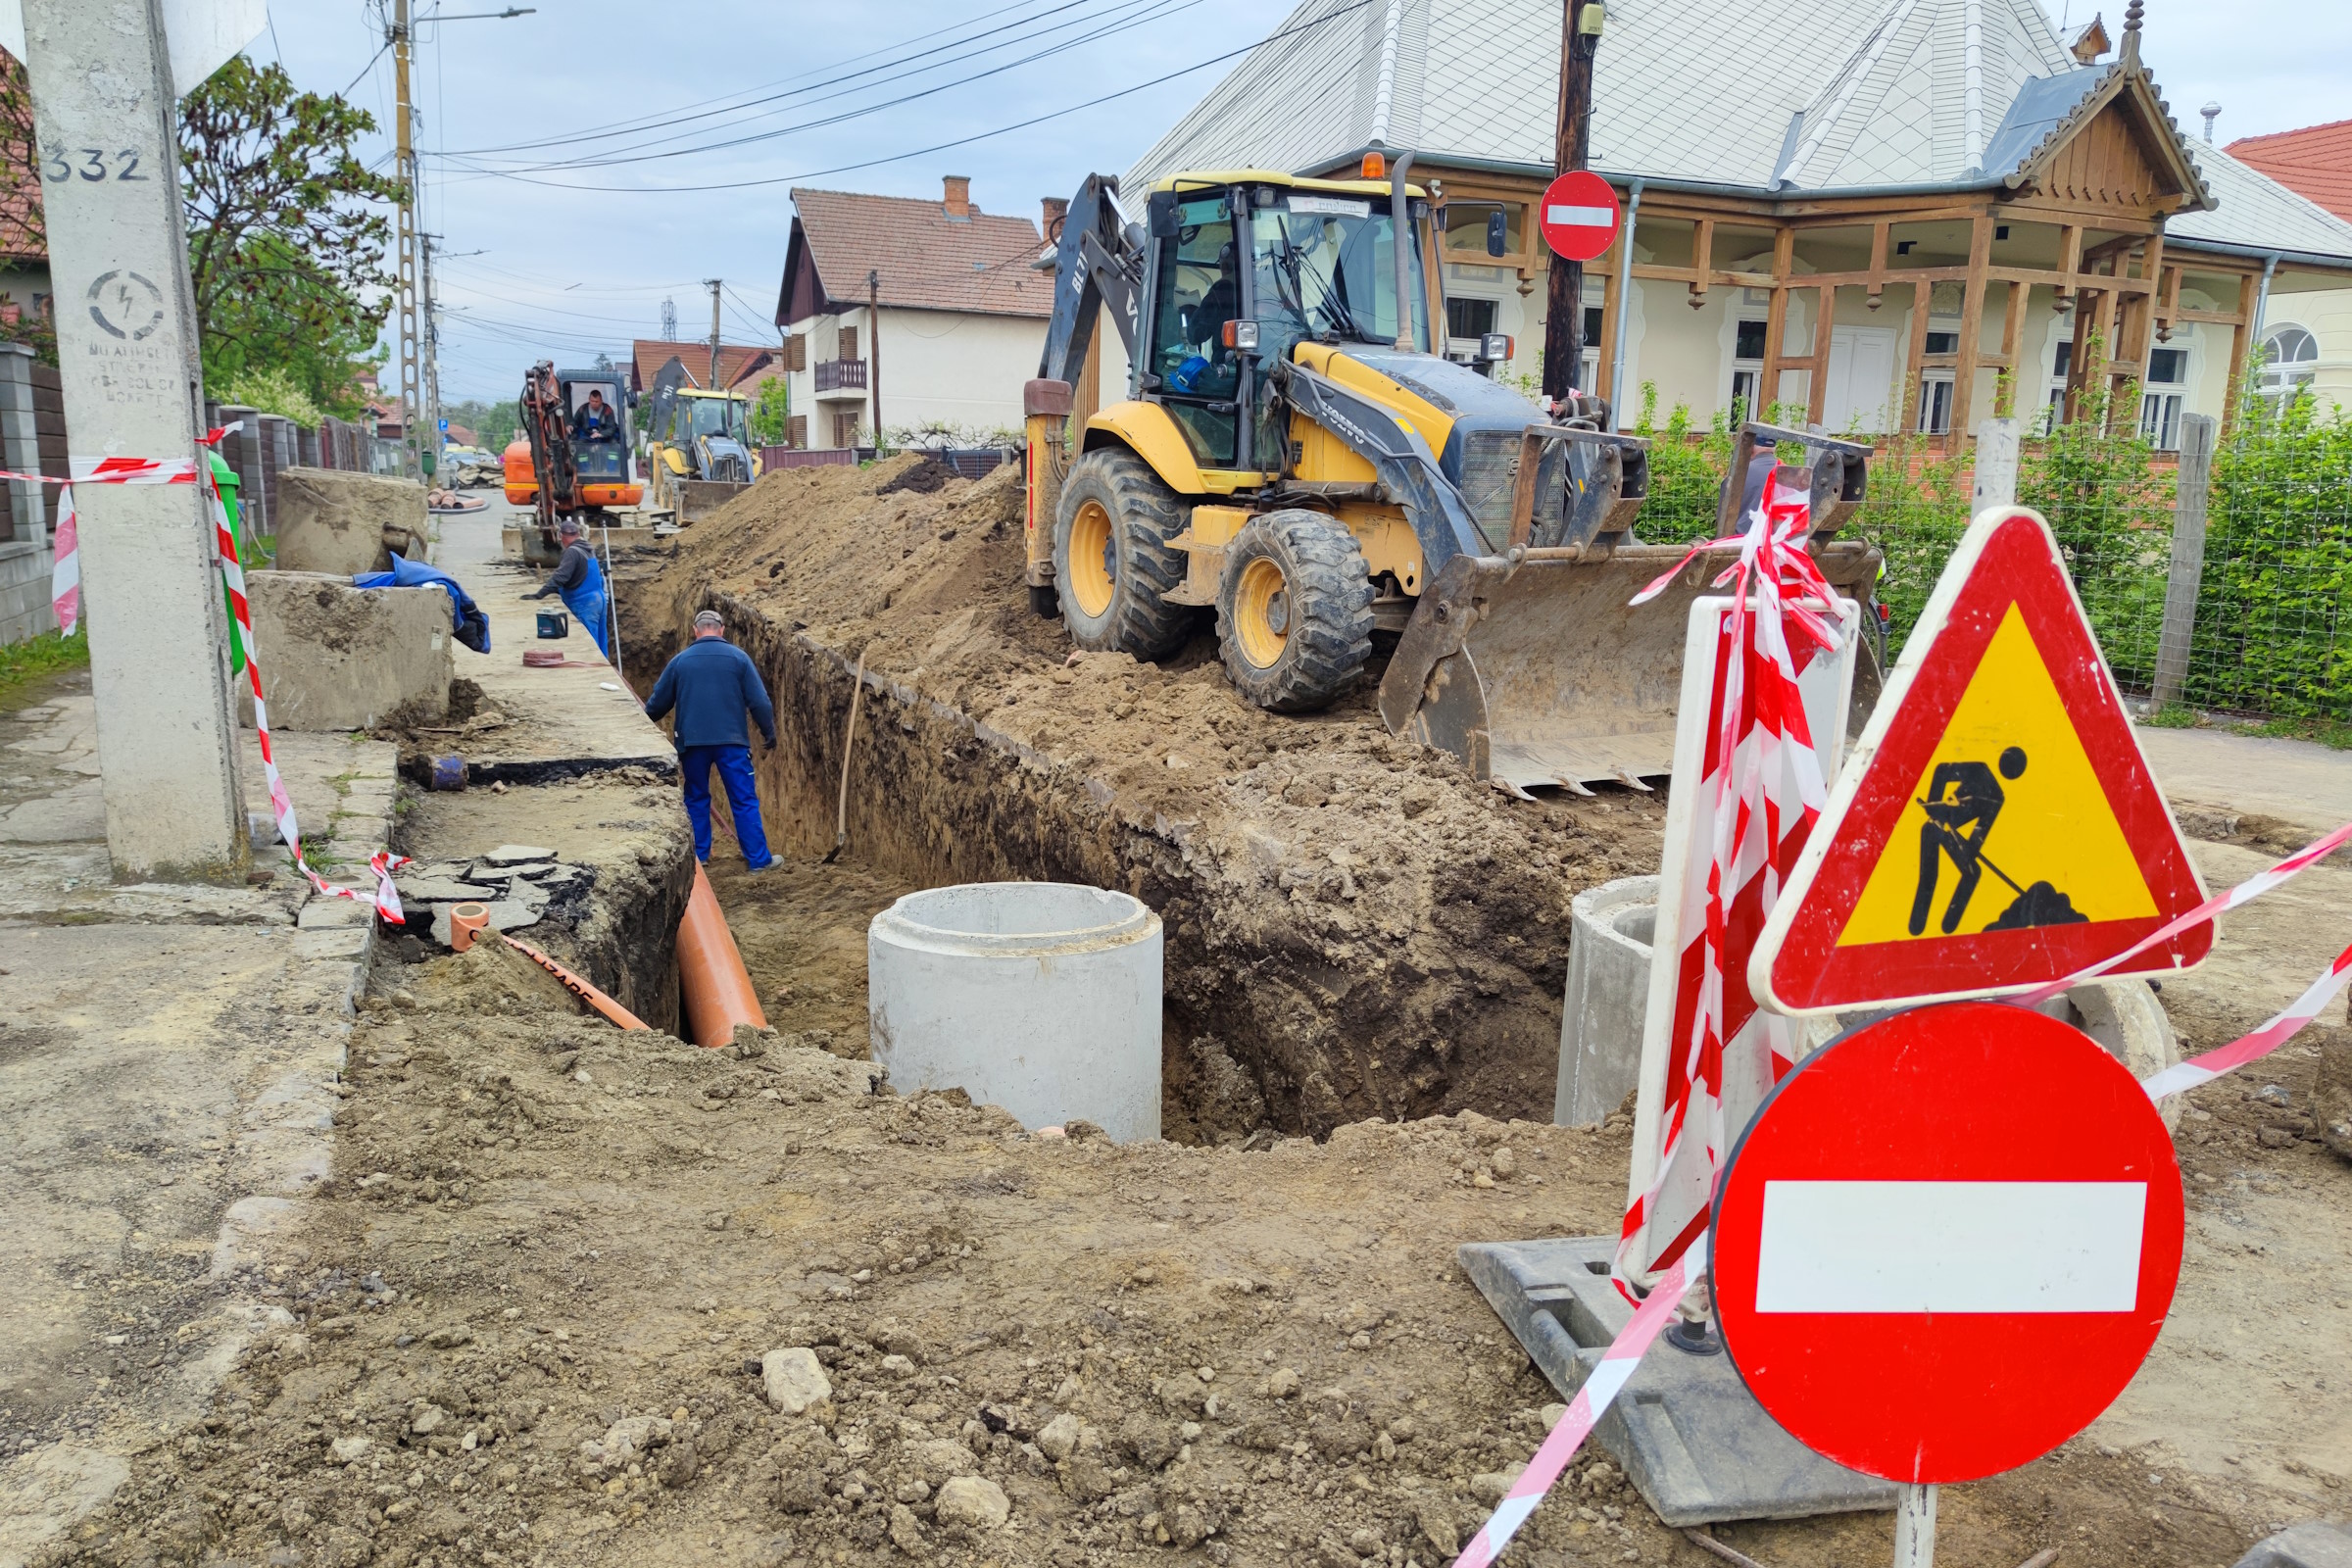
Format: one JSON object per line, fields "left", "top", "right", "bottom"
{"left": 392, "top": 0, "right": 419, "bottom": 478}
{"left": 1541, "top": 0, "right": 1602, "bottom": 401}
{"left": 705, "top": 278, "right": 722, "bottom": 390}
{"left": 24, "top": 0, "right": 247, "bottom": 878}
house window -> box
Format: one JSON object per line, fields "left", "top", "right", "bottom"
{"left": 1925, "top": 329, "right": 1960, "bottom": 356}
{"left": 2139, "top": 346, "right": 2188, "bottom": 450}
{"left": 1447, "top": 296, "right": 1498, "bottom": 347}
{"left": 788, "top": 414, "right": 808, "bottom": 450}
{"left": 1730, "top": 318, "right": 1766, "bottom": 418}
{"left": 838, "top": 325, "right": 859, "bottom": 362}
{"left": 2043, "top": 339, "right": 2074, "bottom": 433}
{"left": 785, "top": 334, "right": 808, "bottom": 372}
{"left": 832, "top": 407, "right": 864, "bottom": 448}
{"left": 1918, "top": 373, "right": 1955, "bottom": 435}
{"left": 2259, "top": 324, "right": 2319, "bottom": 406}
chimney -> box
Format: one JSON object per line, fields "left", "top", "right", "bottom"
{"left": 1041, "top": 196, "right": 1068, "bottom": 243}
{"left": 943, "top": 175, "right": 972, "bottom": 220}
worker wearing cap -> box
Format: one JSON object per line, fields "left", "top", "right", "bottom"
{"left": 523, "top": 517, "right": 612, "bottom": 659}
{"left": 645, "top": 610, "right": 776, "bottom": 872}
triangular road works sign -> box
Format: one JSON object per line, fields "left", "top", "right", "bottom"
{"left": 1752, "top": 507, "right": 2210, "bottom": 1015}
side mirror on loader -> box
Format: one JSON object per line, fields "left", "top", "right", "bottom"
{"left": 1487, "top": 209, "right": 1508, "bottom": 258}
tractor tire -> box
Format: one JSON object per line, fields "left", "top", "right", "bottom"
{"left": 1053, "top": 447, "right": 1194, "bottom": 659}
{"left": 1215, "top": 510, "right": 1374, "bottom": 713}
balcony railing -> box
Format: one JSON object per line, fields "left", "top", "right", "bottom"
{"left": 814, "top": 358, "right": 868, "bottom": 394}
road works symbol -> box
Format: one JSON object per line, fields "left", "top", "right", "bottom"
{"left": 1749, "top": 507, "right": 2210, "bottom": 1014}
{"left": 1710, "top": 1001, "right": 2185, "bottom": 1484}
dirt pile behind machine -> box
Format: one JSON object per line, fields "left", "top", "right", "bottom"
{"left": 1019, "top": 164, "right": 1882, "bottom": 792}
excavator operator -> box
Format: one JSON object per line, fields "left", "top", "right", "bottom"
{"left": 572, "top": 388, "right": 622, "bottom": 443}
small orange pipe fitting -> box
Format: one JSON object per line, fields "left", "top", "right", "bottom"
{"left": 450, "top": 903, "right": 490, "bottom": 953}
{"left": 677, "top": 863, "right": 767, "bottom": 1049}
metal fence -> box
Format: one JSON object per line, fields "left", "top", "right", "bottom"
{"left": 1629, "top": 401, "right": 2352, "bottom": 724}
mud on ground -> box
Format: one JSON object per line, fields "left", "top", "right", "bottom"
{"left": 34, "top": 937, "right": 2313, "bottom": 1568}
{"left": 619, "top": 458, "right": 1667, "bottom": 1139}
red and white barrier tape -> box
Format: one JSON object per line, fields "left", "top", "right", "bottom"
{"left": 37, "top": 434, "right": 409, "bottom": 922}
{"left": 1447, "top": 819, "right": 2352, "bottom": 1568}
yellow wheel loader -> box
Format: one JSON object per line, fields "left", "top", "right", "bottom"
{"left": 1022, "top": 164, "right": 1883, "bottom": 793}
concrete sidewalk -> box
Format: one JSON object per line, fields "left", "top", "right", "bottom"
{"left": 431, "top": 505, "right": 675, "bottom": 783}
{"left": 0, "top": 672, "right": 398, "bottom": 1564}
{"left": 2139, "top": 723, "right": 2352, "bottom": 841}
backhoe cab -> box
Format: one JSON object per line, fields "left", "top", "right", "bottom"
{"left": 1021, "top": 165, "right": 1881, "bottom": 792}
{"left": 644, "top": 356, "right": 758, "bottom": 514}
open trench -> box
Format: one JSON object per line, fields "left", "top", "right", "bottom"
{"left": 612, "top": 466, "right": 1667, "bottom": 1144}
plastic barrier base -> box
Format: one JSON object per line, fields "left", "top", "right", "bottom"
{"left": 1458, "top": 1234, "right": 1896, "bottom": 1527}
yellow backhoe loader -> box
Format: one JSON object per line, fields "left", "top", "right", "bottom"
{"left": 1021, "top": 163, "right": 1882, "bottom": 793}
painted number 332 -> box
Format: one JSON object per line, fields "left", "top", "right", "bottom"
{"left": 41, "top": 147, "right": 149, "bottom": 182}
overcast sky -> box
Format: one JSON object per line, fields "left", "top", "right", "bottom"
{"left": 256, "top": 0, "right": 2352, "bottom": 405}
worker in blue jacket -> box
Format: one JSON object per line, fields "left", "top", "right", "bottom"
{"left": 644, "top": 610, "right": 777, "bottom": 871}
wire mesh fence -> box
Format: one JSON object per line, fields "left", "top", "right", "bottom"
{"left": 1624, "top": 382, "right": 2352, "bottom": 726}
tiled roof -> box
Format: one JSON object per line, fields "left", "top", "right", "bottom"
{"left": 1127, "top": 0, "right": 2344, "bottom": 265}
{"left": 2173, "top": 143, "right": 2352, "bottom": 265}
{"left": 629, "top": 340, "right": 774, "bottom": 394}
{"left": 784, "top": 188, "right": 1051, "bottom": 320}
{"left": 2227, "top": 120, "right": 2352, "bottom": 224}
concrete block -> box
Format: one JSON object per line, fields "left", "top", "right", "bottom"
{"left": 1554, "top": 875, "right": 1657, "bottom": 1127}
{"left": 272, "top": 468, "right": 427, "bottom": 575}
{"left": 244, "top": 570, "right": 452, "bottom": 732}
{"left": 2234, "top": 1523, "right": 2352, "bottom": 1568}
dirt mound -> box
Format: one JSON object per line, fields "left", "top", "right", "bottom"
{"left": 620, "top": 457, "right": 1666, "bottom": 1138}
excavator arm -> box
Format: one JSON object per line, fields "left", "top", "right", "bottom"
{"left": 1037, "top": 173, "right": 1143, "bottom": 385}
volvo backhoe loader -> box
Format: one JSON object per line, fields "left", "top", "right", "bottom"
{"left": 1021, "top": 163, "right": 1883, "bottom": 792}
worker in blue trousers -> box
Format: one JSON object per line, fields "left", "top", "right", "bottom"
{"left": 644, "top": 609, "right": 777, "bottom": 871}
{"left": 523, "top": 516, "right": 612, "bottom": 659}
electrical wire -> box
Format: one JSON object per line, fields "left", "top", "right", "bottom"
{"left": 431, "top": 1, "right": 1370, "bottom": 196}
{"left": 456, "top": 0, "right": 1200, "bottom": 175}
{"left": 431, "top": 0, "right": 1112, "bottom": 160}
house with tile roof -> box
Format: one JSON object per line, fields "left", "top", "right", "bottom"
{"left": 628, "top": 340, "right": 778, "bottom": 399}
{"left": 2224, "top": 120, "right": 2352, "bottom": 412}
{"left": 1128, "top": 0, "right": 2352, "bottom": 444}
{"left": 770, "top": 177, "right": 1068, "bottom": 450}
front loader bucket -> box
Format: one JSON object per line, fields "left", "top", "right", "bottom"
{"left": 1378, "top": 545, "right": 1720, "bottom": 793}
{"left": 1377, "top": 540, "right": 1886, "bottom": 794}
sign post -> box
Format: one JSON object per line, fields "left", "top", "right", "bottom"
{"left": 24, "top": 0, "right": 248, "bottom": 878}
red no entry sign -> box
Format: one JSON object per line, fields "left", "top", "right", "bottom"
{"left": 1539, "top": 170, "right": 1620, "bottom": 262}
{"left": 1712, "top": 1002, "right": 2183, "bottom": 1484}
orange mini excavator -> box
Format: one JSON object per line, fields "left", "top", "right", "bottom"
{"left": 503, "top": 361, "right": 645, "bottom": 565}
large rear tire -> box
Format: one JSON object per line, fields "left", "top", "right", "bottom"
{"left": 1053, "top": 447, "right": 1194, "bottom": 659}
{"left": 1216, "top": 510, "right": 1373, "bottom": 713}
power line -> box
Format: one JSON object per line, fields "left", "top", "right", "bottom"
{"left": 431, "top": 2, "right": 1370, "bottom": 196}
{"left": 457, "top": 0, "right": 1198, "bottom": 175}
{"left": 430, "top": 0, "right": 1102, "bottom": 159}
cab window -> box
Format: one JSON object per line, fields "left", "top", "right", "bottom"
{"left": 1150, "top": 194, "right": 1242, "bottom": 466}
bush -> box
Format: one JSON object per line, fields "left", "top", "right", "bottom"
{"left": 216, "top": 365, "right": 324, "bottom": 427}
{"left": 2194, "top": 384, "right": 2352, "bottom": 717}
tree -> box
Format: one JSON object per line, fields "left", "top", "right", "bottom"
{"left": 746, "top": 372, "right": 791, "bottom": 447}
{"left": 0, "top": 50, "right": 54, "bottom": 365}
{"left": 178, "top": 58, "right": 401, "bottom": 419}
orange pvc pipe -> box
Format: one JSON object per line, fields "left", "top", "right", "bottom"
{"left": 500, "top": 933, "right": 650, "bottom": 1032}
{"left": 677, "top": 863, "right": 767, "bottom": 1049}
{"left": 450, "top": 903, "right": 490, "bottom": 953}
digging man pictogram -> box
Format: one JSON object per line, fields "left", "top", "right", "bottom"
{"left": 1910, "top": 746, "right": 2089, "bottom": 935}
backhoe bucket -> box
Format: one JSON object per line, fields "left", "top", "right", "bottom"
{"left": 1377, "top": 540, "right": 1884, "bottom": 794}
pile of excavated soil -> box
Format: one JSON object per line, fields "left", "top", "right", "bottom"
{"left": 621, "top": 458, "right": 1668, "bottom": 1137}
{"left": 40, "top": 946, "right": 2294, "bottom": 1568}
